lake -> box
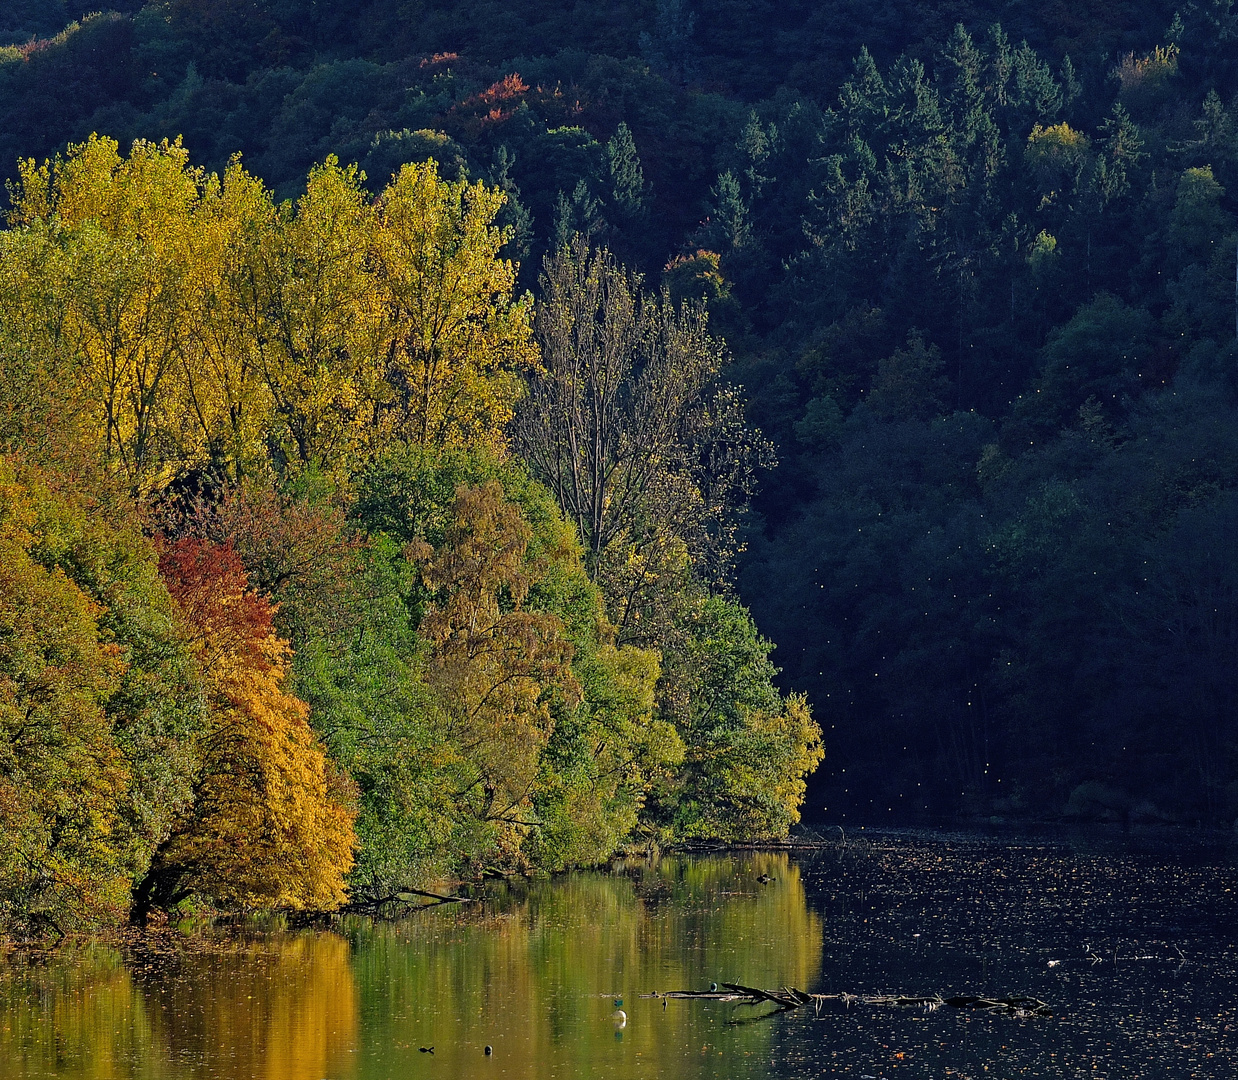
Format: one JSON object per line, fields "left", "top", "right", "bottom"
{"left": 2, "top": 830, "right": 1235, "bottom": 1078}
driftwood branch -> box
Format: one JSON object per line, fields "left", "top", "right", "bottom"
{"left": 643, "top": 984, "right": 1051, "bottom": 1018}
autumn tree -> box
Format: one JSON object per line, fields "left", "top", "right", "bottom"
{"left": 162, "top": 469, "right": 364, "bottom": 645}
{"left": 313, "top": 448, "right": 675, "bottom": 887}
{"left": 371, "top": 161, "right": 538, "bottom": 453}
{"left": 175, "top": 158, "right": 280, "bottom": 481}
{"left": 409, "top": 481, "right": 580, "bottom": 869}
{"left": 1, "top": 140, "right": 537, "bottom": 488}
{"left": 133, "top": 538, "right": 355, "bottom": 919}
{"left": 2, "top": 136, "right": 283, "bottom": 487}
{"left": 237, "top": 158, "right": 378, "bottom": 472}
{"left": 513, "top": 241, "right": 820, "bottom": 842}
{"left": 0, "top": 455, "right": 203, "bottom": 940}
{"left": 3, "top": 136, "right": 204, "bottom": 491}
{"left": 0, "top": 464, "right": 130, "bottom": 938}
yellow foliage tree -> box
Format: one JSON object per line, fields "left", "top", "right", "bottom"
{"left": 1025, "top": 122, "right": 1091, "bottom": 198}
{"left": 240, "top": 158, "right": 380, "bottom": 470}
{"left": 412, "top": 482, "right": 579, "bottom": 865}
{"left": 0, "top": 459, "right": 131, "bottom": 937}
{"left": 1, "top": 140, "right": 536, "bottom": 486}
{"left": 370, "top": 161, "right": 537, "bottom": 451}
{"left": 176, "top": 159, "right": 280, "bottom": 480}
{"left": 5, "top": 136, "right": 206, "bottom": 491}
{"left": 723, "top": 694, "right": 823, "bottom": 838}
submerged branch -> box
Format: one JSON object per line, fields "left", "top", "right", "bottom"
{"left": 643, "top": 984, "right": 1052, "bottom": 1018}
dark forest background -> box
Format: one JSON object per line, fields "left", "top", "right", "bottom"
{"left": 4, "top": 0, "right": 1237, "bottom": 829}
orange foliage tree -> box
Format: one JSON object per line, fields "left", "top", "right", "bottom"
{"left": 132, "top": 538, "right": 355, "bottom": 919}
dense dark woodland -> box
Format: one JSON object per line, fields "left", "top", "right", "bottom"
{"left": 2, "top": 0, "right": 1236, "bottom": 838}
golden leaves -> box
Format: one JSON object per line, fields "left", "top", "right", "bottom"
{"left": 372, "top": 161, "right": 537, "bottom": 451}
{"left": 0, "top": 139, "right": 535, "bottom": 488}
{"left": 158, "top": 538, "right": 356, "bottom": 910}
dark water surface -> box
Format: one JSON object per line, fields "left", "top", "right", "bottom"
{"left": 2, "top": 832, "right": 1236, "bottom": 1078}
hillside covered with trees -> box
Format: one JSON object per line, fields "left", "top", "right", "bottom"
{"left": 2, "top": 0, "right": 1238, "bottom": 936}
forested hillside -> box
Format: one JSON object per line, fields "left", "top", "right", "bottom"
{"left": 1, "top": 1, "right": 1236, "bottom": 941}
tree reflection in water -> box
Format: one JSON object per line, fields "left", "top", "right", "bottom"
{"left": 3, "top": 841, "right": 1238, "bottom": 1079}
{"left": 347, "top": 853, "right": 821, "bottom": 1078}
{"left": 0, "top": 854, "right": 819, "bottom": 1080}
{"left": 0, "top": 933, "right": 358, "bottom": 1080}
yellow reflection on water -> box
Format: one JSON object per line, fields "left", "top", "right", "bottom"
{"left": 0, "top": 854, "right": 821, "bottom": 1080}
{"left": 0, "top": 934, "right": 358, "bottom": 1080}
{"left": 144, "top": 933, "right": 358, "bottom": 1080}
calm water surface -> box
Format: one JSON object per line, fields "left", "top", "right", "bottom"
{"left": 2, "top": 832, "right": 1236, "bottom": 1078}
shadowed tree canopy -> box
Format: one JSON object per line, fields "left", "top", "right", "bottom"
{"left": 515, "top": 237, "right": 772, "bottom": 644}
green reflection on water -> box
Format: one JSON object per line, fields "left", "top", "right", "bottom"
{"left": 0, "top": 853, "right": 821, "bottom": 1080}
{"left": 1, "top": 946, "right": 158, "bottom": 1078}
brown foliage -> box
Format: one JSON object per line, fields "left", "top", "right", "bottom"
{"left": 415, "top": 482, "right": 580, "bottom": 840}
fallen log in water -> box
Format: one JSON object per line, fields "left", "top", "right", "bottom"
{"left": 642, "top": 984, "right": 1051, "bottom": 1018}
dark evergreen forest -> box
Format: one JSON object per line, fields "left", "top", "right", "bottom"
{"left": 4, "top": 0, "right": 1236, "bottom": 830}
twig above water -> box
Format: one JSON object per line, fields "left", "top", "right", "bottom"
{"left": 340, "top": 888, "right": 475, "bottom": 914}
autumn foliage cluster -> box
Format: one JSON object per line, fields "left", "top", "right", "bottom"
{"left": 6, "top": 0, "right": 1238, "bottom": 850}
{"left": 0, "top": 137, "right": 820, "bottom": 939}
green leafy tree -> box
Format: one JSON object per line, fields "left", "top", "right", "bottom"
{"left": 868, "top": 332, "right": 951, "bottom": 421}
{"left": 606, "top": 122, "right": 648, "bottom": 227}
{"left": 0, "top": 456, "right": 202, "bottom": 939}
{"left": 293, "top": 447, "right": 673, "bottom": 888}
{"left": 650, "top": 596, "right": 822, "bottom": 840}
{"left": 1018, "top": 293, "right": 1154, "bottom": 431}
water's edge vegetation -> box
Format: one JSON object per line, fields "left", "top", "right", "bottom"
{"left": 0, "top": 141, "right": 822, "bottom": 942}
{"left": 4, "top": 0, "right": 1238, "bottom": 941}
